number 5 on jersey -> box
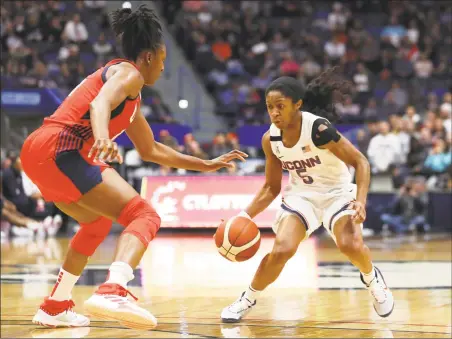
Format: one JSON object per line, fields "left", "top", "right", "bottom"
{"left": 296, "top": 168, "right": 314, "bottom": 184}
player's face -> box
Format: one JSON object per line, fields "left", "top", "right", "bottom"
{"left": 265, "top": 91, "right": 301, "bottom": 129}
{"left": 145, "top": 45, "right": 166, "bottom": 85}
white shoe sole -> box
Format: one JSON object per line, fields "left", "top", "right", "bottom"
{"left": 84, "top": 299, "right": 157, "bottom": 330}
{"left": 32, "top": 309, "right": 90, "bottom": 328}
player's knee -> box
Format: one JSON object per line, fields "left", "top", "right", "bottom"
{"left": 118, "top": 196, "right": 161, "bottom": 248}
{"left": 270, "top": 244, "right": 297, "bottom": 265}
{"left": 70, "top": 217, "right": 112, "bottom": 256}
{"left": 337, "top": 233, "right": 363, "bottom": 257}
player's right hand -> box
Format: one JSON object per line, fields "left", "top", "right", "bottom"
{"left": 88, "top": 138, "right": 123, "bottom": 163}
{"left": 204, "top": 150, "right": 248, "bottom": 172}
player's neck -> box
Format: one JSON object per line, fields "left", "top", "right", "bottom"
{"left": 281, "top": 113, "right": 302, "bottom": 144}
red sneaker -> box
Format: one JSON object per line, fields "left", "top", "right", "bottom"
{"left": 32, "top": 298, "right": 90, "bottom": 327}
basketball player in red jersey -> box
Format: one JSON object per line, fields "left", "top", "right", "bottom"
{"left": 21, "top": 5, "right": 247, "bottom": 330}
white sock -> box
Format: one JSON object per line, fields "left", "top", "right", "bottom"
{"left": 105, "top": 262, "right": 134, "bottom": 288}
{"left": 361, "top": 266, "right": 376, "bottom": 285}
{"left": 244, "top": 285, "right": 260, "bottom": 302}
{"left": 49, "top": 268, "right": 79, "bottom": 301}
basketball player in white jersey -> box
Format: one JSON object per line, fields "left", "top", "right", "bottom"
{"left": 221, "top": 68, "right": 394, "bottom": 322}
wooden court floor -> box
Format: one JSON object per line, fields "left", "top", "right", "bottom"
{"left": 1, "top": 231, "right": 451, "bottom": 338}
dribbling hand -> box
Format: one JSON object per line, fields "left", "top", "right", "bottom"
{"left": 88, "top": 138, "right": 123, "bottom": 164}
{"left": 348, "top": 200, "right": 366, "bottom": 224}
{"left": 204, "top": 150, "right": 248, "bottom": 172}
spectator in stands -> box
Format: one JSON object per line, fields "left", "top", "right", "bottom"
{"left": 1, "top": 154, "right": 63, "bottom": 235}
{"left": 328, "top": 2, "right": 348, "bottom": 31}
{"left": 362, "top": 98, "right": 378, "bottom": 120}
{"left": 31, "top": 61, "right": 58, "bottom": 89}
{"left": 279, "top": 51, "right": 299, "bottom": 78}
{"left": 1, "top": 154, "right": 44, "bottom": 217}
{"left": 269, "top": 32, "right": 289, "bottom": 56}
{"left": 381, "top": 15, "right": 406, "bottom": 47}
{"left": 335, "top": 95, "right": 361, "bottom": 123}
{"left": 1, "top": 194, "right": 45, "bottom": 236}
{"left": 324, "top": 34, "right": 346, "bottom": 65}
{"left": 353, "top": 63, "right": 372, "bottom": 106}
{"left": 422, "top": 139, "right": 451, "bottom": 177}
{"left": 159, "top": 130, "right": 181, "bottom": 152}
{"left": 432, "top": 117, "right": 448, "bottom": 141}
{"left": 414, "top": 53, "right": 434, "bottom": 79}
{"left": 392, "top": 49, "right": 414, "bottom": 79}
{"left": 211, "top": 132, "right": 233, "bottom": 159}
{"left": 93, "top": 32, "right": 114, "bottom": 64}
{"left": 367, "top": 121, "right": 403, "bottom": 174}
{"left": 300, "top": 54, "right": 322, "bottom": 83}
{"left": 385, "top": 81, "right": 408, "bottom": 112}
{"left": 406, "top": 19, "right": 420, "bottom": 44}
{"left": 63, "top": 13, "right": 88, "bottom": 44}
{"left": 439, "top": 102, "right": 452, "bottom": 135}
{"left": 381, "top": 177, "right": 430, "bottom": 233}
{"left": 44, "top": 15, "right": 64, "bottom": 44}
{"left": 403, "top": 105, "right": 421, "bottom": 124}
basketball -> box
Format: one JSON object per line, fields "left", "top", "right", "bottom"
{"left": 214, "top": 216, "right": 261, "bottom": 262}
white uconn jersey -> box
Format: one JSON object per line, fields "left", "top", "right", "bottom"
{"left": 269, "top": 111, "right": 352, "bottom": 196}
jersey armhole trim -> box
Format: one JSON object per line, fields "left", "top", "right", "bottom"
{"left": 101, "top": 62, "right": 141, "bottom": 101}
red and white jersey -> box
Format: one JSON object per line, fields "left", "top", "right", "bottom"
{"left": 43, "top": 58, "right": 141, "bottom": 156}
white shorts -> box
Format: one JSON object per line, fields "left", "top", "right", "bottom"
{"left": 272, "top": 184, "right": 361, "bottom": 242}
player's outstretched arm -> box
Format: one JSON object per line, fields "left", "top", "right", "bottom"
{"left": 242, "top": 131, "right": 283, "bottom": 219}
{"left": 313, "top": 119, "right": 371, "bottom": 224}
{"left": 126, "top": 110, "right": 248, "bottom": 172}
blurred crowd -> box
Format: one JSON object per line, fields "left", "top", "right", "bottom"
{"left": 1, "top": 0, "right": 176, "bottom": 124}
{"left": 166, "top": 0, "right": 451, "bottom": 126}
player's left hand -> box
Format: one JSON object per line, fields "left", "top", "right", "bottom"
{"left": 204, "top": 150, "right": 248, "bottom": 172}
{"left": 348, "top": 200, "right": 366, "bottom": 224}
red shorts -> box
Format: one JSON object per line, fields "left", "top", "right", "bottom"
{"left": 20, "top": 125, "right": 110, "bottom": 204}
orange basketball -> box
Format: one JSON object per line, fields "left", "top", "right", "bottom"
{"left": 214, "top": 216, "right": 261, "bottom": 262}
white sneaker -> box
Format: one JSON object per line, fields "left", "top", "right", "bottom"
{"left": 84, "top": 283, "right": 157, "bottom": 330}
{"left": 361, "top": 267, "right": 394, "bottom": 317}
{"left": 221, "top": 292, "right": 256, "bottom": 323}
{"left": 32, "top": 298, "right": 90, "bottom": 328}
{"left": 11, "top": 226, "right": 34, "bottom": 238}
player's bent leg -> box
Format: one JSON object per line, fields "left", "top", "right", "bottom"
{"left": 333, "top": 216, "right": 394, "bottom": 317}
{"left": 75, "top": 168, "right": 159, "bottom": 330}
{"left": 221, "top": 215, "right": 307, "bottom": 323}
{"left": 33, "top": 202, "right": 103, "bottom": 328}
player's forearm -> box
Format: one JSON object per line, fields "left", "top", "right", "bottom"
{"left": 89, "top": 101, "right": 111, "bottom": 139}
{"left": 355, "top": 156, "right": 371, "bottom": 204}
{"left": 245, "top": 184, "right": 280, "bottom": 219}
{"left": 144, "top": 142, "right": 209, "bottom": 171}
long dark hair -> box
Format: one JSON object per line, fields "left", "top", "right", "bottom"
{"left": 265, "top": 67, "right": 353, "bottom": 123}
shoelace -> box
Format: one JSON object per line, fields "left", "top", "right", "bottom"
{"left": 370, "top": 279, "right": 387, "bottom": 303}
{"left": 97, "top": 283, "right": 139, "bottom": 301}
{"left": 230, "top": 296, "right": 252, "bottom": 312}
{"left": 42, "top": 298, "right": 75, "bottom": 314}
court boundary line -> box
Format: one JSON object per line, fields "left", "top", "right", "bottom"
{"left": 0, "top": 321, "right": 217, "bottom": 338}
{"left": 2, "top": 316, "right": 451, "bottom": 329}
{"left": 1, "top": 319, "right": 450, "bottom": 335}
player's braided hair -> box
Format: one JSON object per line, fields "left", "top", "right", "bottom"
{"left": 302, "top": 66, "right": 353, "bottom": 123}
{"left": 265, "top": 67, "right": 353, "bottom": 123}
{"left": 111, "top": 5, "right": 163, "bottom": 61}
